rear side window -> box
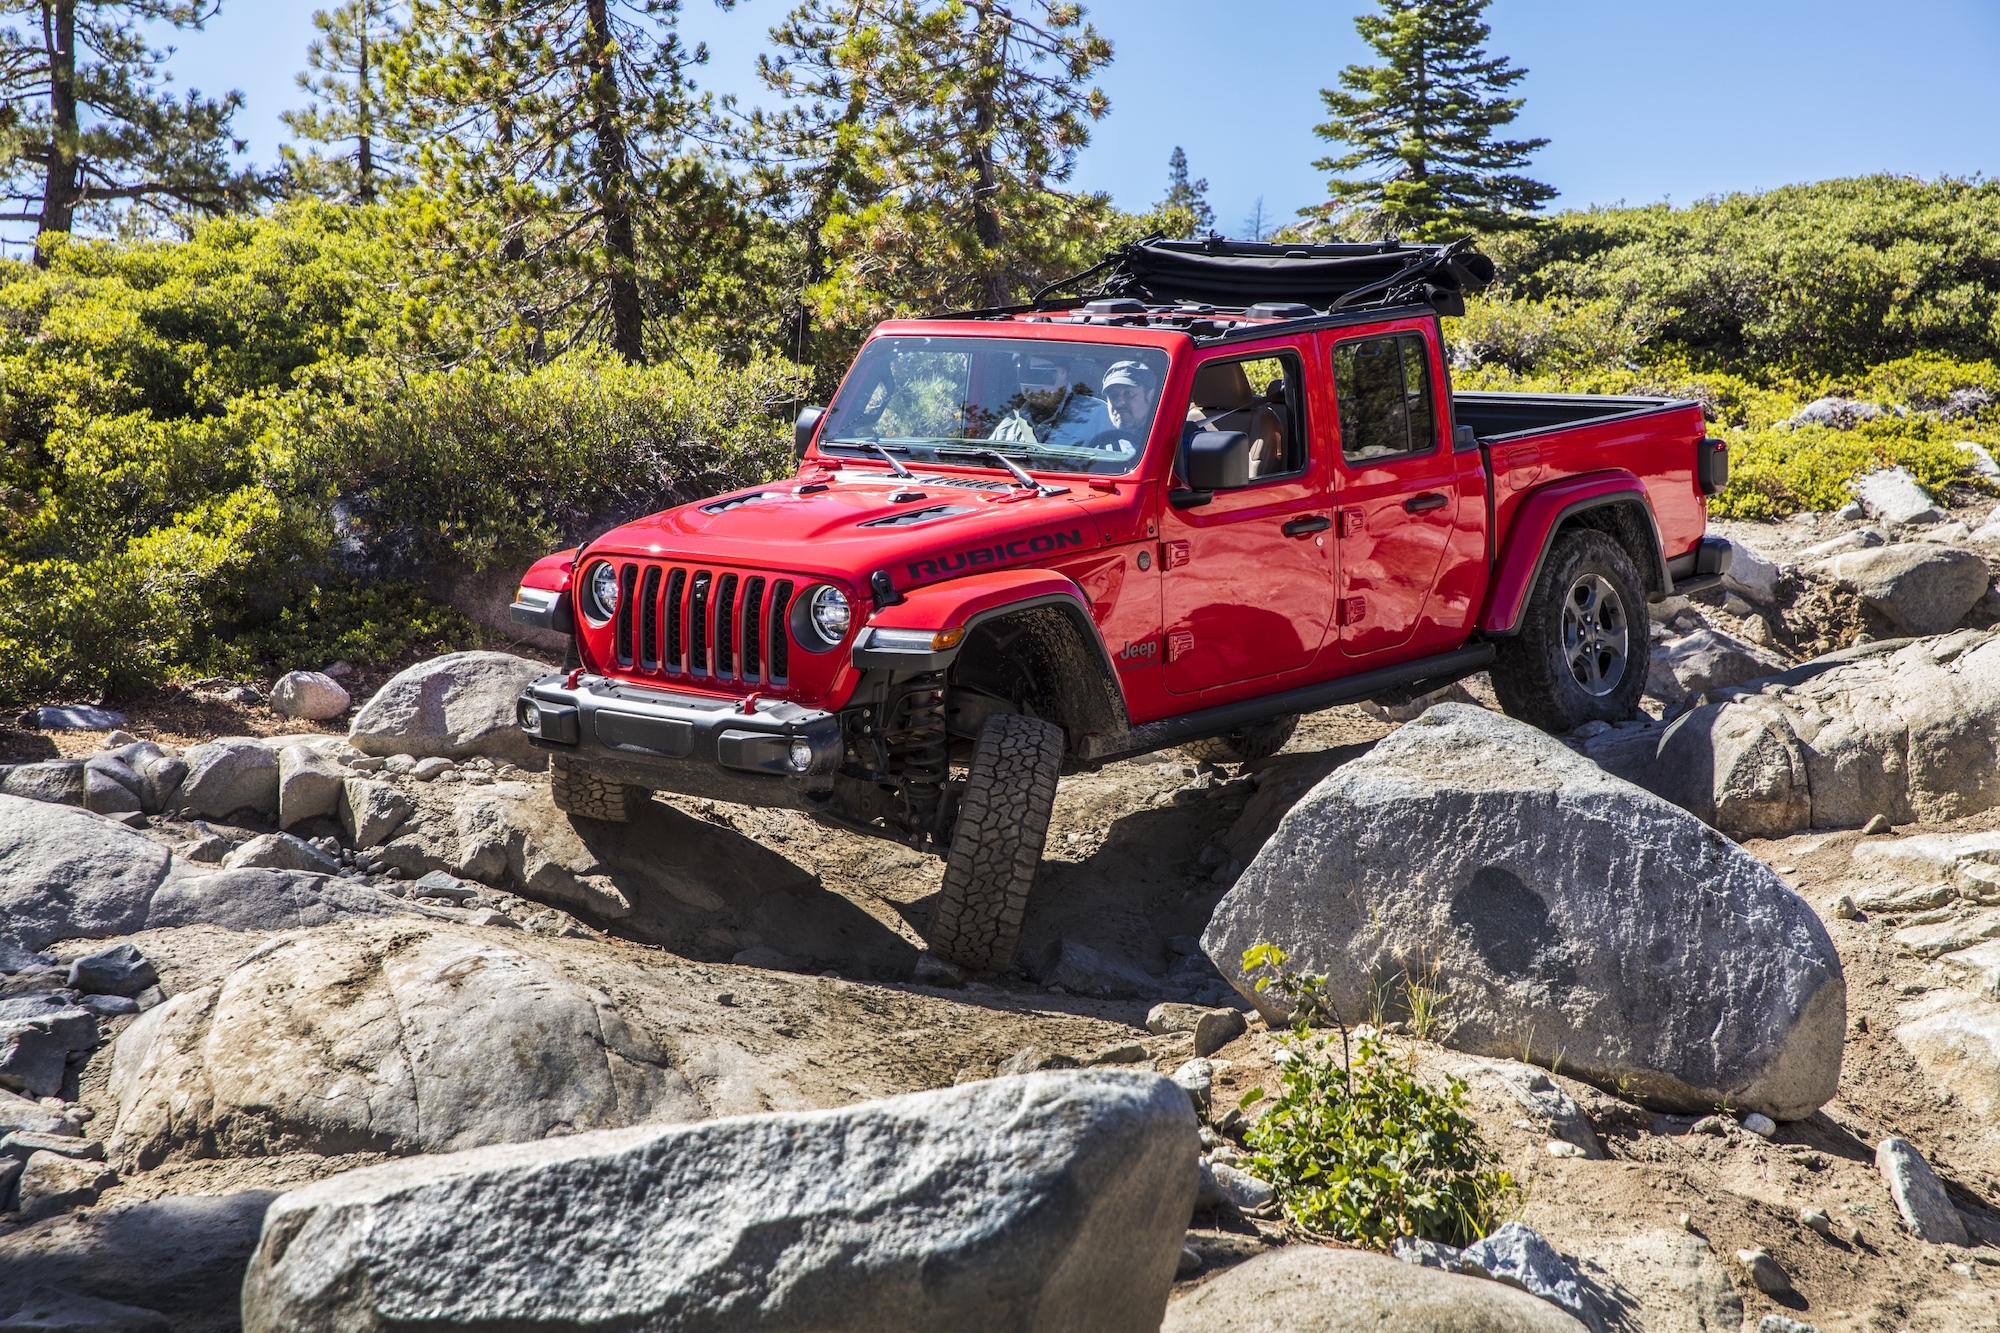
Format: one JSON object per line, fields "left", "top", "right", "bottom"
{"left": 1332, "top": 333, "right": 1436, "bottom": 462}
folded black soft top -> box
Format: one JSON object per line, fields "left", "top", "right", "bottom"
{"left": 1064, "top": 236, "right": 1497, "bottom": 317}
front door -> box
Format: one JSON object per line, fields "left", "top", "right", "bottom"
{"left": 1159, "top": 345, "right": 1335, "bottom": 694}
{"left": 1324, "top": 328, "right": 1460, "bottom": 658}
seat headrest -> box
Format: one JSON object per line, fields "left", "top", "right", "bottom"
{"left": 1191, "top": 361, "right": 1255, "bottom": 413}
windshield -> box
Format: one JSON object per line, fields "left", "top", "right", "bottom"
{"left": 818, "top": 336, "right": 1170, "bottom": 477}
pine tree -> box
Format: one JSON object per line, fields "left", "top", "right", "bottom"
{"left": 385, "top": 0, "right": 745, "bottom": 363}
{"left": 754, "top": 0, "right": 1111, "bottom": 320}
{"left": 0, "top": 1, "right": 258, "bottom": 259}
{"left": 282, "top": 0, "right": 406, "bottom": 204}
{"left": 1307, "top": 0, "right": 1552, "bottom": 237}
{"left": 1158, "top": 145, "right": 1212, "bottom": 237}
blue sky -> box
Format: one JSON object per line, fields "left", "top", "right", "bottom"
{"left": 156, "top": 0, "right": 2000, "bottom": 232}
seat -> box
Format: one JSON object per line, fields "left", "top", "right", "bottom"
{"left": 1188, "top": 362, "right": 1287, "bottom": 478}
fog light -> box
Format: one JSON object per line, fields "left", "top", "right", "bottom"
{"left": 788, "top": 738, "right": 813, "bottom": 772}
{"left": 520, "top": 701, "right": 543, "bottom": 735}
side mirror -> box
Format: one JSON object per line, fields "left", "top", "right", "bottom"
{"left": 1185, "top": 431, "right": 1250, "bottom": 490}
{"left": 794, "top": 405, "right": 826, "bottom": 460}
{"left": 1454, "top": 424, "right": 1477, "bottom": 452}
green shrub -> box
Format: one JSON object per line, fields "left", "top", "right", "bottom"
{"left": 245, "top": 579, "right": 481, "bottom": 672}
{"left": 1236, "top": 945, "right": 1513, "bottom": 1249}
{"left": 1712, "top": 421, "right": 1999, "bottom": 520}
{"left": 290, "top": 347, "right": 805, "bottom": 572}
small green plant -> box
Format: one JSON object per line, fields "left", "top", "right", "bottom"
{"left": 1236, "top": 944, "right": 1513, "bottom": 1249}
{"left": 1400, "top": 958, "right": 1451, "bottom": 1043}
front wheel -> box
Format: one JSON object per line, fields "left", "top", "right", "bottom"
{"left": 927, "top": 713, "right": 1064, "bottom": 974}
{"left": 1490, "top": 528, "right": 1648, "bottom": 733}
{"left": 549, "top": 755, "right": 649, "bottom": 823}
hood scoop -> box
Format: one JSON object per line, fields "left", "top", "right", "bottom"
{"left": 860, "top": 504, "right": 977, "bottom": 528}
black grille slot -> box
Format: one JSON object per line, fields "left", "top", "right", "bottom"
{"left": 689, "top": 571, "right": 712, "bottom": 674}
{"left": 638, "top": 566, "right": 662, "bottom": 670}
{"left": 715, "top": 574, "right": 738, "bottom": 677}
{"left": 742, "top": 577, "right": 766, "bottom": 682}
{"left": 768, "top": 580, "right": 793, "bottom": 682}
{"left": 614, "top": 563, "right": 638, "bottom": 667}
{"left": 664, "top": 567, "right": 687, "bottom": 671}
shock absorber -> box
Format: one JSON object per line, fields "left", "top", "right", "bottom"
{"left": 884, "top": 672, "right": 948, "bottom": 845}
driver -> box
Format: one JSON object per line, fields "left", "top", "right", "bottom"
{"left": 1101, "top": 361, "right": 1157, "bottom": 433}
{"left": 991, "top": 354, "right": 1111, "bottom": 445}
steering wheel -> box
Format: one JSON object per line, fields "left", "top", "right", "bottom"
{"left": 1082, "top": 428, "right": 1138, "bottom": 455}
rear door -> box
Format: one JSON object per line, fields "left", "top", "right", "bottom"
{"left": 1322, "top": 326, "right": 1460, "bottom": 658}
{"left": 1158, "top": 342, "right": 1335, "bottom": 694}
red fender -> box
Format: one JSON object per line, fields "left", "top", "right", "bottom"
{"left": 866, "top": 568, "right": 1090, "bottom": 633}
{"left": 1479, "top": 471, "right": 1665, "bottom": 634}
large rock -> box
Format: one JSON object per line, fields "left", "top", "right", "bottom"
{"left": 1205, "top": 706, "right": 1845, "bottom": 1120}
{"left": 222, "top": 832, "right": 340, "bottom": 874}
{"left": 175, "top": 740, "right": 279, "bottom": 820}
{"left": 1851, "top": 465, "right": 1942, "bottom": 526}
{"left": 105, "top": 744, "right": 186, "bottom": 815}
{"left": 0, "top": 761, "right": 85, "bottom": 808}
{"left": 349, "top": 651, "right": 548, "bottom": 770}
{"left": 269, "top": 671, "right": 351, "bottom": 721}
{"left": 1645, "top": 630, "right": 1785, "bottom": 704}
{"left": 1582, "top": 631, "right": 2000, "bottom": 835}
{"left": 340, "top": 778, "right": 411, "bottom": 849}
{"left": 1160, "top": 1245, "right": 1587, "bottom": 1332}
{"left": 1819, "top": 544, "right": 1989, "bottom": 635}
{"left": 108, "top": 920, "right": 704, "bottom": 1168}
{"left": 1720, "top": 540, "right": 1782, "bottom": 605}
{"left": 0, "top": 796, "right": 172, "bottom": 950}
{"left": 0, "top": 1191, "right": 277, "bottom": 1327}
{"left": 241, "top": 1069, "right": 1196, "bottom": 1333}
{"left": 277, "top": 745, "right": 344, "bottom": 829}
{"left": 143, "top": 869, "right": 404, "bottom": 934}
{"left": 17, "top": 1151, "right": 116, "bottom": 1220}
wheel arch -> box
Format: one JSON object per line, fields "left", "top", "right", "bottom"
{"left": 1480, "top": 477, "right": 1669, "bottom": 636}
{"left": 857, "top": 570, "right": 1130, "bottom": 767}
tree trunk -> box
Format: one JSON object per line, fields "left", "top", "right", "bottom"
{"left": 584, "top": 0, "right": 644, "bottom": 363}
{"left": 967, "top": 15, "right": 1007, "bottom": 309}
{"left": 35, "top": 0, "right": 78, "bottom": 258}
{"left": 356, "top": 6, "right": 374, "bottom": 205}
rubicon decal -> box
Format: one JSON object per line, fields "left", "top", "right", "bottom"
{"left": 905, "top": 529, "right": 1087, "bottom": 579}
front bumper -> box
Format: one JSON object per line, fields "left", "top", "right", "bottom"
{"left": 517, "top": 674, "right": 843, "bottom": 810}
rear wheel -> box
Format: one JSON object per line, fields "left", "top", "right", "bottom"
{"left": 1179, "top": 714, "right": 1299, "bottom": 765}
{"left": 928, "top": 713, "right": 1064, "bottom": 974}
{"left": 549, "top": 755, "right": 649, "bottom": 823}
{"left": 1490, "top": 528, "right": 1648, "bottom": 733}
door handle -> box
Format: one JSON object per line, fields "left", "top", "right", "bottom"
{"left": 1283, "top": 515, "right": 1333, "bottom": 537}
{"left": 1405, "top": 492, "right": 1449, "bottom": 513}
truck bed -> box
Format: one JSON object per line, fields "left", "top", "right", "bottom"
{"left": 1454, "top": 391, "right": 1686, "bottom": 442}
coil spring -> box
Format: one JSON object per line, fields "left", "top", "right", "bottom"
{"left": 884, "top": 673, "right": 948, "bottom": 842}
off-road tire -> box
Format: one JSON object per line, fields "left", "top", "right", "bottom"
{"left": 1490, "top": 528, "right": 1649, "bottom": 733}
{"left": 1179, "top": 713, "right": 1300, "bottom": 765}
{"left": 928, "top": 712, "right": 1064, "bottom": 974}
{"left": 549, "top": 754, "right": 649, "bottom": 823}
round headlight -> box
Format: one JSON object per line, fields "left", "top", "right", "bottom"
{"left": 788, "top": 737, "right": 814, "bottom": 772}
{"left": 584, "top": 562, "right": 621, "bottom": 623}
{"left": 809, "top": 585, "right": 851, "bottom": 644}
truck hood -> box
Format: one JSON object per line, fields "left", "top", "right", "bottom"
{"left": 584, "top": 467, "right": 1107, "bottom": 586}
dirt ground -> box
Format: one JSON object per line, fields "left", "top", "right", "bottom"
{"left": 12, "top": 517, "right": 2000, "bottom": 1331}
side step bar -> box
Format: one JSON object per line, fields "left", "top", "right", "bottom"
{"left": 1085, "top": 642, "right": 1498, "bottom": 764}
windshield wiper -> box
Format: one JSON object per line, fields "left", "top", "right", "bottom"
{"left": 930, "top": 446, "right": 1069, "bottom": 497}
{"left": 824, "top": 438, "right": 915, "bottom": 477}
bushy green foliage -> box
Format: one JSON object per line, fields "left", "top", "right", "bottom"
{"left": 1470, "top": 176, "right": 2000, "bottom": 378}
{"left": 245, "top": 580, "right": 479, "bottom": 673}
{"left": 1236, "top": 945, "right": 1512, "bottom": 1249}
{"left": 294, "top": 349, "right": 804, "bottom": 572}
{"left": 0, "top": 206, "right": 803, "bottom": 706}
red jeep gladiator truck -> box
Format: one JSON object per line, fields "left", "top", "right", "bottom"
{"left": 509, "top": 238, "right": 1731, "bottom": 972}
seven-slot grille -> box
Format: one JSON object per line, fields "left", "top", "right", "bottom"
{"left": 609, "top": 561, "right": 795, "bottom": 686}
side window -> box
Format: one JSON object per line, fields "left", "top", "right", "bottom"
{"left": 1182, "top": 350, "right": 1307, "bottom": 482}
{"left": 1332, "top": 333, "right": 1437, "bottom": 463}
